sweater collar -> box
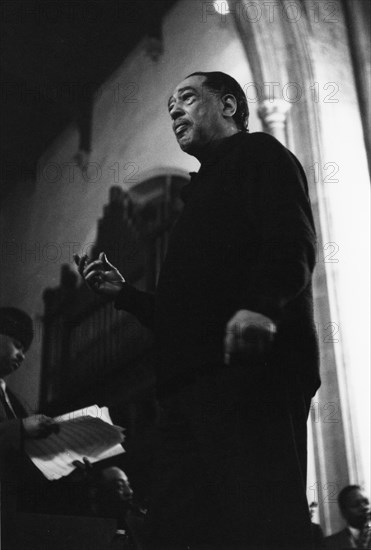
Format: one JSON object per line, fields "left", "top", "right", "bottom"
{"left": 180, "top": 132, "right": 248, "bottom": 203}
{"left": 199, "top": 131, "right": 246, "bottom": 170}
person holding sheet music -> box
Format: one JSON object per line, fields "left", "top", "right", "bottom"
{"left": 0, "top": 307, "right": 58, "bottom": 479}
{"left": 0, "top": 307, "right": 59, "bottom": 547}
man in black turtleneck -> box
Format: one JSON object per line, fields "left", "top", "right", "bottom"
{"left": 75, "top": 72, "right": 320, "bottom": 550}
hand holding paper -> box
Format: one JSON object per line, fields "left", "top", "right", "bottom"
{"left": 24, "top": 405, "right": 125, "bottom": 480}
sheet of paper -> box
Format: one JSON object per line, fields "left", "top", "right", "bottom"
{"left": 25, "top": 405, "right": 125, "bottom": 480}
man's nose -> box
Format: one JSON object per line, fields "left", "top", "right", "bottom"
{"left": 170, "top": 102, "right": 185, "bottom": 121}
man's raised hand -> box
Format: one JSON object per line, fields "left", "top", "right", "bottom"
{"left": 73, "top": 252, "right": 125, "bottom": 299}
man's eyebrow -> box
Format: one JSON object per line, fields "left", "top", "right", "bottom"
{"left": 168, "top": 86, "right": 198, "bottom": 107}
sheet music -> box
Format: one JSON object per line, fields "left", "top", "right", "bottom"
{"left": 25, "top": 405, "right": 125, "bottom": 480}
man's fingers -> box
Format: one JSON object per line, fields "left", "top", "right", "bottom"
{"left": 82, "top": 259, "right": 106, "bottom": 278}
{"left": 75, "top": 253, "right": 113, "bottom": 280}
{"left": 82, "top": 457, "right": 93, "bottom": 470}
{"left": 75, "top": 254, "right": 89, "bottom": 276}
{"left": 224, "top": 320, "right": 273, "bottom": 364}
{"left": 85, "top": 270, "right": 103, "bottom": 283}
{"left": 74, "top": 254, "right": 99, "bottom": 277}
{"left": 72, "top": 459, "right": 86, "bottom": 470}
{"left": 224, "top": 326, "right": 238, "bottom": 365}
{"left": 99, "top": 252, "right": 113, "bottom": 270}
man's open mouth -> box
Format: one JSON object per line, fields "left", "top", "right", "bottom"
{"left": 175, "top": 123, "right": 189, "bottom": 136}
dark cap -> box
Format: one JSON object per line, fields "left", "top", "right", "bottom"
{"left": 0, "top": 307, "right": 34, "bottom": 351}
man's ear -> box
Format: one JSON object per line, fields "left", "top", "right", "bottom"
{"left": 221, "top": 94, "right": 237, "bottom": 119}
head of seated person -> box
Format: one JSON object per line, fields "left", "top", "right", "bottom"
{"left": 91, "top": 466, "right": 134, "bottom": 518}
{"left": 0, "top": 307, "right": 33, "bottom": 380}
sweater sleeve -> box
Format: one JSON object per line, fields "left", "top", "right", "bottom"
{"left": 114, "top": 283, "right": 155, "bottom": 330}
{"left": 240, "top": 138, "right": 317, "bottom": 323}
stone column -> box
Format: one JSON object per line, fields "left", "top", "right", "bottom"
{"left": 258, "top": 99, "right": 291, "bottom": 146}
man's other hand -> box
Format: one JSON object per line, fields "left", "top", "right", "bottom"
{"left": 70, "top": 457, "right": 94, "bottom": 482}
{"left": 73, "top": 252, "right": 125, "bottom": 299}
{"left": 224, "top": 309, "right": 277, "bottom": 365}
{"left": 22, "top": 414, "right": 60, "bottom": 439}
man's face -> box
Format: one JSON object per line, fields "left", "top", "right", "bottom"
{"left": 0, "top": 334, "right": 25, "bottom": 377}
{"left": 102, "top": 467, "right": 134, "bottom": 503}
{"left": 168, "top": 75, "right": 226, "bottom": 157}
{"left": 341, "top": 488, "right": 370, "bottom": 529}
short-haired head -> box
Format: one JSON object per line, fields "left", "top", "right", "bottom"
{"left": 97, "top": 466, "right": 133, "bottom": 503}
{"left": 186, "top": 71, "right": 249, "bottom": 132}
{"left": 100, "top": 466, "right": 129, "bottom": 484}
{"left": 0, "top": 307, "right": 33, "bottom": 351}
{"left": 337, "top": 484, "right": 370, "bottom": 529}
{"left": 338, "top": 485, "right": 362, "bottom": 513}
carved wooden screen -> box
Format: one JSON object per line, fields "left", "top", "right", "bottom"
{"left": 40, "top": 175, "right": 188, "bottom": 413}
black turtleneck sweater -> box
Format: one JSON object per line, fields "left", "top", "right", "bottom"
{"left": 115, "top": 131, "right": 320, "bottom": 396}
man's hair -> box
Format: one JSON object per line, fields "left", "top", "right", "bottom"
{"left": 338, "top": 485, "right": 361, "bottom": 512}
{"left": 0, "top": 307, "right": 33, "bottom": 351}
{"left": 187, "top": 71, "right": 249, "bottom": 132}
